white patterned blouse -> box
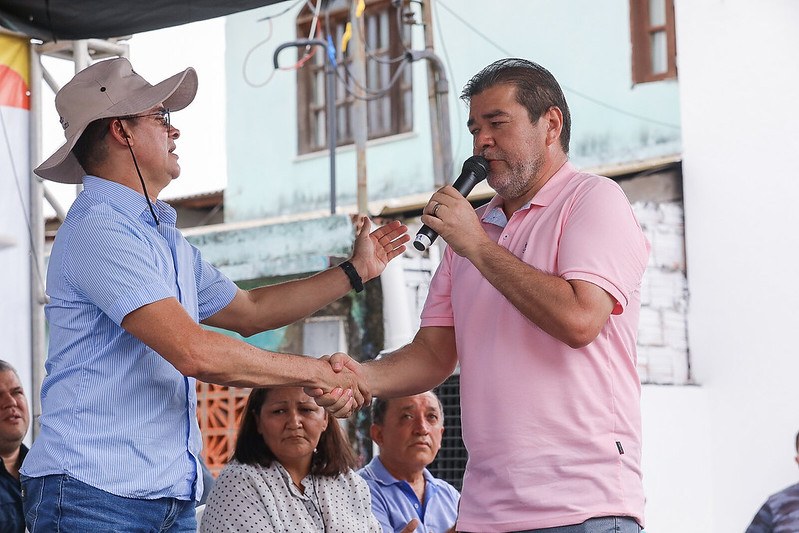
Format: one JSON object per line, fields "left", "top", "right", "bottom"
{"left": 199, "top": 459, "right": 382, "bottom": 532}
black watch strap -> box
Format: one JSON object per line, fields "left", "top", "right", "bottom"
{"left": 339, "top": 260, "right": 364, "bottom": 293}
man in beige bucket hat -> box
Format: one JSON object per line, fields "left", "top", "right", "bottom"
{"left": 21, "top": 57, "right": 408, "bottom": 532}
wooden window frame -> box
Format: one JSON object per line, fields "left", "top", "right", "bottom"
{"left": 296, "top": 0, "right": 412, "bottom": 155}
{"left": 630, "top": 0, "right": 677, "bottom": 84}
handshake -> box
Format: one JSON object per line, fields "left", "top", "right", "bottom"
{"left": 305, "top": 352, "right": 373, "bottom": 418}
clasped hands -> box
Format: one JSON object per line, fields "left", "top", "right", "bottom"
{"left": 305, "top": 352, "right": 369, "bottom": 418}
{"left": 304, "top": 217, "right": 407, "bottom": 417}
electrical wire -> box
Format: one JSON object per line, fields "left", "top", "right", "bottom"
{"left": 320, "top": 0, "right": 413, "bottom": 101}
{"left": 395, "top": 0, "right": 412, "bottom": 54}
{"left": 242, "top": 0, "right": 320, "bottom": 88}
{"left": 256, "top": 0, "right": 308, "bottom": 22}
{"left": 306, "top": 0, "right": 323, "bottom": 49}
{"left": 289, "top": 46, "right": 319, "bottom": 70}
{"left": 436, "top": 0, "right": 681, "bottom": 130}
{"left": 284, "top": 0, "right": 323, "bottom": 70}
{"left": 241, "top": 18, "right": 278, "bottom": 88}
{"left": 357, "top": 9, "right": 407, "bottom": 65}
{"left": 335, "top": 56, "right": 411, "bottom": 101}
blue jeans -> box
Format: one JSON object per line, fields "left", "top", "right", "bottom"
{"left": 22, "top": 475, "right": 196, "bottom": 533}
{"left": 513, "top": 516, "right": 642, "bottom": 533}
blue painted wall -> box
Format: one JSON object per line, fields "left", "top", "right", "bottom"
{"left": 224, "top": 0, "right": 681, "bottom": 222}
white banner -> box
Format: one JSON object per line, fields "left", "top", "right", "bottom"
{"left": 0, "top": 34, "right": 33, "bottom": 412}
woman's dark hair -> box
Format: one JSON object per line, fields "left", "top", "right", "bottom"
{"left": 233, "top": 387, "right": 357, "bottom": 477}
{"left": 461, "top": 57, "right": 571, "bottom": 154}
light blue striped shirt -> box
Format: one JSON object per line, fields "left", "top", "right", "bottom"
{"left": 21, "top": 176, "right": 237, "bottom": 501}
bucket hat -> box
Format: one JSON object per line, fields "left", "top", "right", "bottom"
{"left": 35, "top": 56, "right": 198, "bottom": 184}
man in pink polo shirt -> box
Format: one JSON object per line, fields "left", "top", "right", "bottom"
{"left": 317, "top": 58, "right": 650, "bottom": 532}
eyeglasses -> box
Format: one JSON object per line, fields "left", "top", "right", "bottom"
{"left": 121, "top": 109, "right": 171, "bottom": 131}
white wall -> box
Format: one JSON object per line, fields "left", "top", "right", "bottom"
{"left": 0, "top": 105, "right": 33, "bottom": 445}
{"left": 641, "top": 1, "right": 799, "bottom": 531}
{"left": 642, "top": 385, "right": 715, "bottom": 532}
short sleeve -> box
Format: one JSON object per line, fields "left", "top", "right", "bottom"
{"left": 420, "top": 247, "right": 456, "bottom": 328}
{"left": 191, "top": 245, "right": 238, "bottom": 321}
{"left": 63, "top": 214, "right": 174, "bottom": 325}
{"left": 559, "top": 179, "right": 650, "bottom": 314}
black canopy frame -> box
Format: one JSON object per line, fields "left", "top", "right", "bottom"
{"left": 0, "top": 0, "right": 287, "bottom": 41}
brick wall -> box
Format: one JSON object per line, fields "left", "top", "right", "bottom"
{"left": 634, "top": 200, "right": 690, "bottom": 384}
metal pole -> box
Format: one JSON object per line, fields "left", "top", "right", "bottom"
{"left": 73, "top": 41, "right": 91, "bottom": 196}
{"left": 419, "top": 0, "right": 453, "bottom": 187}
{"left": 29, "top": 44, "right": 46, "bottom": 438}
{"left": 274, "top": 39, "right": 338, "bottom": 215}
{"left": 73, "top": 39, "right": 91, "bottom": 71}
{"left": 325, "top": 55, "right": 337, "bottom": 214}
{"left": 350, "top": 0, "right": 368, "bottom": 215}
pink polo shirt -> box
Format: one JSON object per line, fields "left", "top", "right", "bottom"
{"left": 420, "top": 162, "right": 650, "bottom": 532}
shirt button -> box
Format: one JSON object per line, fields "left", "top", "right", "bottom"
{"left": 503, "top": 234, "right": 508, "bottom": 239}
{"left": 414, "top": 503, "right": 419, "bottom": 508}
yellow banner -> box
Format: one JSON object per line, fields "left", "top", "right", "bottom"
{"left": 0, "top": 34, "right": 30, "bottom": 110}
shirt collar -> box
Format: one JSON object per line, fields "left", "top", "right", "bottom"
{"left": 273, "top": 461, "right": 313, "bottom": 500}
{"left": 82, "top": 176, "right": 177, "bottom": 227}
{"left": 481, "top": 161, "right": 577, "bottom": 227}
{"left": 368, "top": 456, "right": 434, "bottom": 487}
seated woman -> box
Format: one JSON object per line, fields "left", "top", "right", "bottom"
{"left": 200, "top": 387, "right": 381, "bottom": 532}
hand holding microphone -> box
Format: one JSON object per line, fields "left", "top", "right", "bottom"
{"left": 413, "top": 155, "right": 489, "bottom": 251}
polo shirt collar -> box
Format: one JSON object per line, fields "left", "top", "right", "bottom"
{"left": 82, "top": 175, "right": 178, "bottom": 227}
{"left": 481, "top": 161, "right": 576, "bottom": 226}
{"left": 526, "top": 161, "right": 576, "bottom": 208}
{"left": 369, "top": 456, "right": 435, "bottom": 487}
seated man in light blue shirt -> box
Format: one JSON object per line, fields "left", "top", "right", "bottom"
{"left": 359, "top": 391, "right": 460, "bottom": 533}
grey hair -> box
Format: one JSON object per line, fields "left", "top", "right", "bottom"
{"left": 371, "top": 391, "right": 444, "bottom": 426}
{"left": 0, "top": 360, "right": 20, "bottom": 377}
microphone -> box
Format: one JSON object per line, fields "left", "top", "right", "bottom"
{"left": 413, "top": 155, "right": 489, "bottom": 252}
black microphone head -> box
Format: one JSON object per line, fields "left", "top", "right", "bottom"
{"left": 451, "top": 155, "right": 489, "bottom": 197}
{"left": 462, "top": 155, "right": 489, "bottom": 180}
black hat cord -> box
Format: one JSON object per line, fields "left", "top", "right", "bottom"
{"left": 118, "top": 119, "right": 160, "bottom": 226}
